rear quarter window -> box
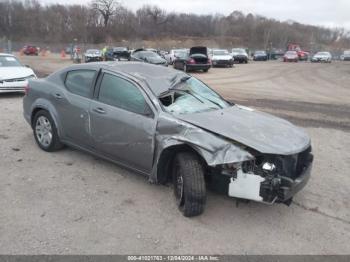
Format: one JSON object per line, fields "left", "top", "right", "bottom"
{"left": 65, "top": 70, "right": 96, "bottom": 98}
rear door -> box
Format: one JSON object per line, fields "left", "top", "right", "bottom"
{"left": 52, "top": 69, "right": 97, "bottom": 147}
{"left": 89, "top": 71, "right": 157, "bottom": 173}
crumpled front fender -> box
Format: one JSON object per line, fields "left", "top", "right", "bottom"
{"left": 150, "top": 114, "right": 254, "bottom": 183}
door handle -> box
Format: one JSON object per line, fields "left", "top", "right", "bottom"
{"left": 93, "top": 107, "right": 106, "bottom": 114}
{"left": 54, "top": 93, "right": 63, "bottom": 99}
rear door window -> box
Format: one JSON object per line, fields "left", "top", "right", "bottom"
{"left": 98, "top": 73, "right": 149, "bottom": 115}
{"left": 65, "top": 70, "right": 96, "bottom": 98}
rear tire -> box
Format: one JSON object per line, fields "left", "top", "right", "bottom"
{"left": 184, "top": 64, "right": 188, "bottom": 72}
{"left": 173, "top": 152, "right": 206, "bottom": 217}
{"left": 33, "top": 110, "right": 64, "bottom": 152}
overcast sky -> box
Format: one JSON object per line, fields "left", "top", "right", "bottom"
{"left": 41, "top": 0, "right": 350, "bottom": 29}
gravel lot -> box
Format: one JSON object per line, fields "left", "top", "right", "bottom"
{"left": 1, "top": 55, "right": 349, "bottom": 254}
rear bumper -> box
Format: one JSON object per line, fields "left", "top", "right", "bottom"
{"left": 187, "top": 64, "right": 211, "bottom": 71}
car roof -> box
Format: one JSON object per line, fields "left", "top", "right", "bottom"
{"left": 62, "top": 62, "right": 187, "bottom": 96}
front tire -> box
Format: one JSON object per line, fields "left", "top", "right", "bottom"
{"left": 173, "top": 152, "right": 206, "bottom": 217}
{"left": 33, "top": 110, "right": 63, "bottom": 152}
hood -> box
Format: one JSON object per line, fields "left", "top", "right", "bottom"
{"left": 190, "top": 46, "right": 207, "bottom": 56}
{"left": 0, "top": 67, "right": 35, "bottom": 80}
{"left": 146, "top": 57, "right": 166, "bottom": 64}
{"left": 212, "top": 55, "right": 233, "bottom": 60}
{"left": 85, "top": 53, "right": 101, "bottom": 57}
{"left": 176, "top": 105, "right": 310, "bottom": 155}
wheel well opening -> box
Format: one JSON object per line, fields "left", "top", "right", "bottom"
{"left": 156, "top": 144, "right": 207, "bottom": 184}
{"left": 31, "top": 107, "right": 45, "bottom": 127}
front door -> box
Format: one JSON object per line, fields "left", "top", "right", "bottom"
{"left": 90, "top": 72, "right": 156, "bottom": 173}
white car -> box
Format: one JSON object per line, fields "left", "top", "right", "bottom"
{"left": 0, "top": 53, "right": 36, "bottom": 93}
{"left": 210, "top": 49, "right": 234, "bottom": 67}
{"left": 165, "top": 49, "right": 188, "bottom": 65}
{"left": 311, "top": 52, "right": 332, "bottom": 63}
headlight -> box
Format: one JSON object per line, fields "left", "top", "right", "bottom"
{"left": 262, "top": 162, "right": 276, "bottom": 171}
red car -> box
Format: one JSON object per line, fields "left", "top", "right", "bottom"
{"left": 287, "top": 44, "right": 309, "bottom": 61}
{"left": 283, "top": 51, "right": 299, "bottom": 62}
{"left": 23, "top": 46, "right": 39, "bottom": 56}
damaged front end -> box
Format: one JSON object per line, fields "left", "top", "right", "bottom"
{"left": 211, "top": 146, "right": 313, "bottom": 205}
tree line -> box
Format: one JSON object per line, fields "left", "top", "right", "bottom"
{"left": 0, "top": 0, "right": 349, "bottom": 51}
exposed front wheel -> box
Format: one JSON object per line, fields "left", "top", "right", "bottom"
{"left": 173, "top": 152, "right": 206, "bottom": 217}
{"left": 33, "top": 110, "right": 64, "bottom": 152}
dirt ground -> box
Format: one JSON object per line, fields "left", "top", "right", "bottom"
{"left": 0, "top": 54, "right": 349, "bottom": 254}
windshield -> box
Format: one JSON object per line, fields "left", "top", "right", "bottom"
{"left": 159, "top": 77, "right": 230, "bottom": 115}
{"left": 0, "top": 56, "right": 22, "bottom": 67}
{"left": 213, "top": 50, "right": 229, "bottom": 55}
{"left": 344, "top": 51, "right": 350, "bottom": 55}
{"left": 86, "top": 49, "right": 101, "bottom": 54}
{"left": 114, "top": 47, "right": 128, "bottom": 51}
{"left": 255, "top": 51, "right": 266, "bottom": 55}
{"left": 316, "top": 52, "right": 329, "bottom": 56}
{"left": 286, "top": 51, "right": 297, "bottom": 55}
{"left": 175, "top": 51, "right": 188, "bottom": 58}
{"left": 232, "top": 48, "right": 246, "bottom": 54}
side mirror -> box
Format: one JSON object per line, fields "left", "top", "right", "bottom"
{"left": 143, "top": 105, "right": 154, "bottom": 118}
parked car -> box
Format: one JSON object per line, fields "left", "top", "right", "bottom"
{"left": 231, "top": 48, "right": 248, "bottom": 63}
{"left": 283, "top": 51, "right": 299, "bottom": 62}
{"left": 165, "top": 49, "right": 188, "bottom": 65}
{"left": 268, "top": 49, "right": 285, "bottom": 60}
{"left": 311, "top": 52, "right": 332, "bottom": 63}
{"left": 287, "top": 43, "right": 309, "bottom": 61}
{"left": 173, "top": 46, "right": 211, "bottom": 72}
{"left": 210, "top": 49, "right": 234, "bottom": 67}
{"left": 341, "top": 50, "right": 350, "bottom": 61}
{"left": 105, "top": 47, "right": 131, "bottom": 61}
{"left": 131, "top": 50, "right": 168, "bottom": 66}
{"left": 23, "top": 62, "right": 313, "bottom": 217}
{"left": 23, "top": 45, "right": 39, "bottom": 56}
{"left": 253, "top": 50, "right": 268, "bottom": 61}
{"left": 0, "top": 53, "right": 36, "bottom": 93}
{"left": 83, "top": 49, "right": 103, "bottom": 63}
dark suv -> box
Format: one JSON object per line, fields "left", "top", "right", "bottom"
{"left": 105, "top": 47, "right": 130, "bottom": 61}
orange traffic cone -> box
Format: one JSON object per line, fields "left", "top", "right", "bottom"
{"left": 60, "top": 50, "right": 66, "bottom": 58}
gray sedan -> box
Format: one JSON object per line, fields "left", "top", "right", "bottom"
{"left": 23, "top": 62, "right": 313, "bottom": 217}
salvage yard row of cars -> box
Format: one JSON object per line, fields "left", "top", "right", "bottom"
{"left": 81, "top": 46, "right": 345, "bottom": 70}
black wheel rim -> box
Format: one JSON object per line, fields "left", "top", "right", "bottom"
{"left": 173, "top": 161, "right": 184, "bottom": 207}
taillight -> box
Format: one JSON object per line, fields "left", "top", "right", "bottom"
{"left": 188, "top": 58, "right": 196, "bottom": 64}
{"left": 24, "top": 83, "right": 30, "bottom": 95}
